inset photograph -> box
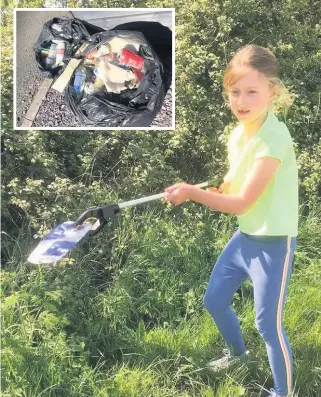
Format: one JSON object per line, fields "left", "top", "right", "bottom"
{"left": 14, "top": 8, "right": 174, "bottom": 129}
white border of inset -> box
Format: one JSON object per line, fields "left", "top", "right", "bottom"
{"left": 13, "top": 7, "right": 175, "bottom": 131}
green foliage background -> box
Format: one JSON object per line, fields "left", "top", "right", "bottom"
{"left": 1, "top": 1, "right": 321, "bottom": 396}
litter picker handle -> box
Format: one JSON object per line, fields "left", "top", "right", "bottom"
{"left": 74, "top": 181, "right": 212, "bottom": 236}
{"left": 118, "top": 181, "right": 209, "bottom": 209}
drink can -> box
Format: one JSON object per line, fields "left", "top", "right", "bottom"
{"left": 55, "top": 41, "right": 65, "bottom": 65}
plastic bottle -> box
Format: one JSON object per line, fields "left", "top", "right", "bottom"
{"left": 74, "top": 65, "right": 87, "bottom": 95}
{"left": 45, "top": 43, "right": 57, "bottom": 67}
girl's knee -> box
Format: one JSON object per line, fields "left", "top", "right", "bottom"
{"left": 203, "top": 288, "right": 227, "bottom": 313}
{"left": 255, "top": 315, "right": 279, "bottom": 341}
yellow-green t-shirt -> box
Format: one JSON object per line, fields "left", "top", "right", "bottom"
{"left": 227, "top": 111, "right": 298, "bottom": 237}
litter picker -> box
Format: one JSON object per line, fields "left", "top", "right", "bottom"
{"left": 27, "top": 181, "right": 217, "bottom": 265}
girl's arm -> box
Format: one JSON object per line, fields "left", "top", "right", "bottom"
{"left": 165, "top": 157, "right": 280, "bottom": 215}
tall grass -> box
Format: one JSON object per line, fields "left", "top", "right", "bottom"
{"left": 2, "top": 202, "right": 321, "bottom": 396}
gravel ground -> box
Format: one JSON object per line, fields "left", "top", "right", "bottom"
{"left": 33, "top": 89, "right": 82, "bottom": 128}
{"left": 32, "top": 84, "right": 173, "bottom": 128}
{"left": 16, "top": 77, "right": 44, "bottom": 127}
{"left": 151, "top": 86, "right": 173, "bottom": 128}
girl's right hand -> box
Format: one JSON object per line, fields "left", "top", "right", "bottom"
{"left": 207, "top": 187, "right": 220, "bottom": 193}
{"left": 218, "top": 180, "right": 231, "bottom": 193}
{"left": 207, "top": 180, "right": 231, "bottom": 194}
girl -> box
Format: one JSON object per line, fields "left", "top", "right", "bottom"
{"left": 165, "top": 45, "right": 298, "bottom": 397}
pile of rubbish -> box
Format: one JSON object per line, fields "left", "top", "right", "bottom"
{"left": 34, "top": 17, "right": 169, "bottom": 127}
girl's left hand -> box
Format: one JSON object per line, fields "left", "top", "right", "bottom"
{"left": 164, "top": 183, "right": 194, "bottom": 205}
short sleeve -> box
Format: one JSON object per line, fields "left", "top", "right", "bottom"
{"left": 255, "top": 133, "right": 290, "bottom": 163}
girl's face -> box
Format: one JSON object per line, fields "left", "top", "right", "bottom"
{"left": 227, "top": 68, "right": 276, "bottom": 125}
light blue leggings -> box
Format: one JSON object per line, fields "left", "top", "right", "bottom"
{"left": 204, "top": 228, "right": 297, "bottom": 396}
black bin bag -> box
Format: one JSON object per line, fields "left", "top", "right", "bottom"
{"left": 65, "top": 29, "right": 168, "bottom": 127}
{"left": 34, "top": 17, "right": 104, "bottom": 77}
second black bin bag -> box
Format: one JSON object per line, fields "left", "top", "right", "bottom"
{"left": 65, "top": 29, "right": 166, "bottom": 127}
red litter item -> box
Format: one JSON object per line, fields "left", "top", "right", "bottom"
{"left": 133, "top": 68, "right": 144, "bottom": 81}
{"left": 118, "top": 48, "right": 144, "bottom": 70}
